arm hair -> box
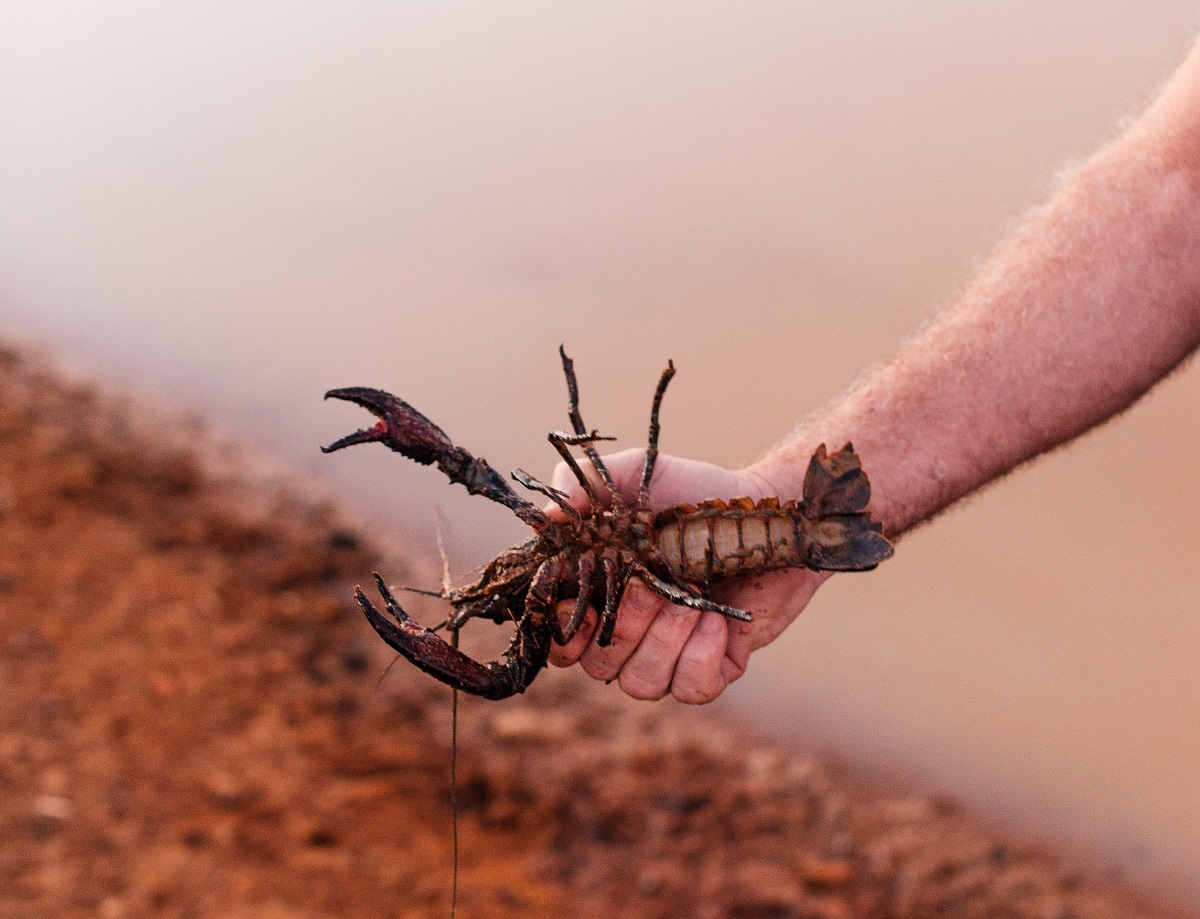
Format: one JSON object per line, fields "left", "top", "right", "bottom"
{"left": 752, "top": 40, "right": 1200, "bottom": 538}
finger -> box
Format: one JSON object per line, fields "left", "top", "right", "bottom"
{"left": 617, "top": 601, "right": 701, "bottom": 701}
{"left": 721, "top": 615, "right": 757, "bottom": 677}
{"left": 548, "top": 600, "right": 597, "bottom": 667}
{"left": 670, "top": 611, "right": 730, "bottom": 704}
{"left": 579, "top": 581, "right": 664, "bottom": 682}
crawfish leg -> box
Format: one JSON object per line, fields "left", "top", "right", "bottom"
{"left": 630, "top": 564, "right": 754, "bottom": 623}
{"left": 547, "top": 433, "right": 606, "bottom": 508}
{"left": 357, "top": 575, "right": 509, "bottom": 697}
{"left": 559, "top": 550, "right": 596, "bottom": 645}
{"left": 558, "top": 347, "right": 622, "bottom": 505}
{"left": 527, "top": 554, "right": 563, "bottom": 642}
{"left": 637, "top": 360, "right": 676, "bottom": 509}
{"left": 596, "top": 550, "right": 630, "bottom": 647}
{"left": 513, "top": 468, "right": 582, "bottom": 526}
{"left": 358, "top": 574, "right": 546, "bottom": 699}
{"left": 470, "top": 555, "right": 560, "bottom": 695}
{"left": 323, "top": 387, "right": 555, "bottom": 533}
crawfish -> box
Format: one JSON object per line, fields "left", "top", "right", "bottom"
{"left": 323, "top": 348, "right": 893, "bottom": 699}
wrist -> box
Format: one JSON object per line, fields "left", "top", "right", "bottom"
{"left": 745, "top": 431, "right": 907, "bottom": 540}
{"left": 741, "top": 454, "right": 806, "bottom": 506}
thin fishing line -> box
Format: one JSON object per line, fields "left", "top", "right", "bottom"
{"left": 450, "top": 628, "right": 460, "bottom": 919}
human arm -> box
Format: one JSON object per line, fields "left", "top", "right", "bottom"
{"left": 549, "top": 35, "right": 1200, "bottom": 702}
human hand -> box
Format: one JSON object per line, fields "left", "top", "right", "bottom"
{"left": 545, "top": 448, "right": 830, "bottom": 703}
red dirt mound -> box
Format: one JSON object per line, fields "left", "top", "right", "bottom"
{"left": 0, "top": 343, "right": 1190, "bottom": 919}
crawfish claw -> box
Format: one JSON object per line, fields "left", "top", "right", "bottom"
{"left": 357, "top": 574, "right": 523, "bottom": 700}
{"left": 322, "top": 387, "right": 454, "bottom": 461}
{"left": 324, "top": 387, "right": 554, "bottom": 531}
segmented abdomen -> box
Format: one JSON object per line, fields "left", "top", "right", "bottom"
{"left": 653, "top": 496, "right": 890, "bottom": 583}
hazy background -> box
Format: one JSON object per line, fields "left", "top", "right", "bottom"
{"left": 2, "top": 0, "right": 1199, "bottom": 898}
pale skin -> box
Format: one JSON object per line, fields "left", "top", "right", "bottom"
{"left": 548, "top": 34, "right": 1200, "bottom": 704}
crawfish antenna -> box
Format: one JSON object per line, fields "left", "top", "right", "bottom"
{"left": 558, "top": 346, "right": 621, "bottom": 505}
{"left": 637, "top": 359, "right": 675, "bottom": 509}
{"left": 513, "top": 468, "right": 583, "bottom": 525}
{"left": 450, "top": 629, "right": 460, "bottom": 919}
{"left": 432, "top": 507, "right": 454, "bottom": 596}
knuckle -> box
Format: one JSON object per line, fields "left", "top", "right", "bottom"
{"left": 580, "top": 648, "right": 622, "bottom": 682}
{"left": 621, "top": 583, "right": 664, "bottom": 617}
{"left": 637, "top": 629, "right": 675, "bottom": 659}
{"left": 679, "top": 637, "right": 719, "bottom": 671}
{"left": 672, "top": 673, "right": 722, "bottom": 705}
{"left": 639, "top": 613, "right": 696, "bottom": 658}
{"left": 619, "top": 670, "right": 667, "bottom": 701}
{"left": 548, "top": 639, "right": 583, "bottom": 666}
{"left": 579, "top": 657, "right": 611, "bottom": 681}
{"left": 609, "top": 613, "right": 651, "bottom": 648}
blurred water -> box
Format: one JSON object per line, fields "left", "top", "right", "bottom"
{"left": 2, "top": 1, "right": 1199, "bottom": 899}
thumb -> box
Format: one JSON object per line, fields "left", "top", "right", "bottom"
{"left": 549, "top": 459, "right": 594, "bottom": 510}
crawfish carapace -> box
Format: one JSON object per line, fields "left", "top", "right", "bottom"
{"left": 322, "top": 349, "right": 893, "bottom": 699}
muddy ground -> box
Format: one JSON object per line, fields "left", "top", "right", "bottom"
{"left": 0, "top": 342, "right": 1192, "bottom": 919}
